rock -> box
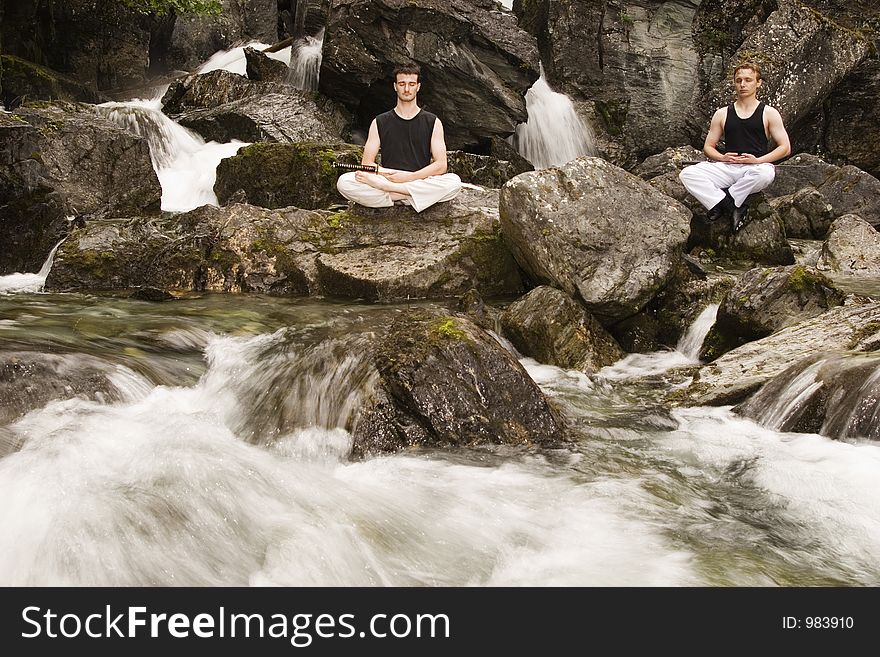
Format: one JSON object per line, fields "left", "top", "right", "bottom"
{"left": 769, "top": 187, "right": 835, "bottom": 239}
{"left": 0, "top": 102, "right": 161, "bottom": 274}
{"left": 632, "top": 146, "right": 705, "bottom": 181}
{"left": 446, "top": 150, "right": 532, "bottom": 188}
{"left": 177, "top": 91, "right": 351, "bottom": 143}
{"left": 700, "top": 265, "right": 846, "bottom": 361}
{"left": 453, "top": 288, "right": 499, "bottom": 333}
{"left": 679, "top": 189, "right": 795, "bottom": 266}
{"left": 46, "top": 189, "right": 525, "bottom": 301}
{"left": 129, "top": 287, "right": 176, "bottom": 302}
{"left": 167, "top": 0, "right": 280, "bottom": 73}
{"left": 0, "top": 351, "right": 123, "bottom": 427}
{"left": 817, "top": 214, "right": 880, "bottom": 274}
{"left": 769, "top": 153, "right": 840, "bottom": 198}
{"left": 352, "top": 311, "right": 564, "bottom": 456}
{"left": 677, "top": 300, "right": 880, "bottom": 406}
{"left": 500, "top": 156, "right": 692, "bottom": 324}
{"left": 160, "top": 70, "right": 290, "bottom": 116}
{"left": 244, "top": 46, "right": 290, "bottom": 83}
{"left": 214, "top": 142, "right": 364, "bottom": 209}
{"left": 318, "top": 0, "right": 539, "bottom": 150}
{"left": 0, "top": 55, "right": 103, "bottom": 108}
{"left": 736, "top": 352, "right": 880, "bottom": 441}
{"left": 500, "top": 286, "right": 623, "bottom": 373}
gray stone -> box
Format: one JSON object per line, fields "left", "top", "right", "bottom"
{"left": 500, "top": 156, "right": 691, "bottom": 324}
{"left": 244, "top": 47, "right": 290, "bottom": 83}
{"left": 500, "top": 286, "right": 623, "bottom": 373}
{"left": 633, "top": 146, "right": 705, "bottom": 181}
{"left": 446, "top": 150, "right": 532, "bottom": 188}
{"left": 161, "top": 69, "right": 290, "bottom": 116}
{"left": 769, "top": 187, "right": 835, "bottom": 239}
{"left": 817, "top": 214, "right": 880, "bottom": 274}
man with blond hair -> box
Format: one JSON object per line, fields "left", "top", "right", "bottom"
{"left": 680, "top": 62, "right": 791, "bottom": 231}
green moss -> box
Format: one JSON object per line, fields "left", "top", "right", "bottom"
{"left": 846, "top": 320, "right": 880, "bottom": 350}
{"left": 594, "top": 98, "right": 628, "bottom": 137}
{"left": 786, "top": 265, "right": 826, "bottom": 293}
{"left": 434, "top": 317, "right": 467, "bottom": 340}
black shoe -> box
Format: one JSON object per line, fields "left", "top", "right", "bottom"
{"left": 707, "top": 190, "right": 734, "bottom": 222}
{"left": 732, "top": 202, "right": 750, "bottom": 232}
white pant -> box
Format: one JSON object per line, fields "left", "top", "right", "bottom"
{"left": 336, "top": 172, "right": 462, "bottom": 213}
{"left": 679, "top": 161, "right": 776, "bottom": 210}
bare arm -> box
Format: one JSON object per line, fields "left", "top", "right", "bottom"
{"left": 362, "top": 119, "right": 380, "bottom": 167}
{"left": 758, "top": 106, "right": 791, "bottom": 164}
{"left": 703, "top": 107, "right": 739, "bottom": 162}
{"left": 384, "top": 119, "right": 449, "bottom": 183}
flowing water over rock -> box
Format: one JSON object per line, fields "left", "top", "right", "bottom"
{"left": 288, "top": 29, "right": 324, "bottom": 91}
{"left": 198, "top": 42, "right": 293, "bottom": 76}
{"left": 514, "top": 71, "right": 597, "bottom": 168}
{"left": 1, "top": 294, "right": 878, "bottom": 586}
{"left": 0, "top": 239, "right": 65, "bottom": 295}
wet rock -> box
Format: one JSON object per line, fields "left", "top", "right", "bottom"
{"left": 0, "top": 55, "right": 103, "bottom": 108}
{"left": 129, "top": 287, "right": 176, "bottom": 302}
{"left": 453, "top": 288, "right": 499, "bottom": 333}
{"left": 677, "top": 301, "right": 880, "bottom": 407}
{"left": 177, "top": 91, "right": 351, "bottom": 144}
{"left": 318, "top": 0, "right": 539, "bottom": 150}
{"left": 500, "top": 286, "right": 623, "bottom": 373}
{"left": 817, "top": 214, "right": 880, "bottom": 275}
{"left": 446, "top": 151, "right": 532, "bottom": 189}
{"left": 215, "top": 142, "right": 364, "bottom": 210}
{"left": 0, "top": 352, "right": 122, "bottom": 427}
{"left": 160, "top": 70, "right": 290, "bottom": 116}
{"left": 46, "top": 189, "right": 525, "bottom": 301}
{"left": 769, "top": 187, "right": 835, "bottom": 239}
{"left": 736, "top": 352, "right": 880, "bottom": 441}
{"left": 352, "top": 311, "right": 564, "bottom": 456}
{"left": 500, "top": 156, "right": 692, "bottom": 324}
{"left": 700, "top": 265, "right": 846, "bottom": 361}
{"left": 244, "top": 46, "right": 290, "bottom": 83}
{"left": 0, "top": 102, "right": 161, "bottom": 275}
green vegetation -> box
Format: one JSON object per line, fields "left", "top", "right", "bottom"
{"left": 120, "top": 0, "right": 222, "bottom": 16}
{"left": 434, "top": 317, "right": 467, "bottom": 340}
{"left": 786, "top": 265, "right": 826, "bottom": 293}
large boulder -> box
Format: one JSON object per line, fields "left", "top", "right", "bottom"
{"left": 500, "top": 286, "right": 623, "bottom": 373}
{"left": 177, "top": 91, "right": 351, "bottom": 143}
{"left": 769, "top": 187, "right": 835, "bottom": 239}
{"left": 46, "top": 188, "right": 525, "bottom": 300}
{"left": 318, "top": 0, "right": 540, "bottom": 150}
{"left": 160, "top": 69, "right": 289, "bottom": 115}
{"left": 446, "top": 150, "right": 533, "bottom": 188}
{"left": 736, "top": 352, "right": 880, "bottom": 441}
{"left": 632, "top": 146, "right": 705, "bottom": 181}
{"left": 817, "top": 214, "right": 880, "bottom": 274}
{"left": 500, "top": 157, "right": 691, "bottom": 324}
{"left": 0, "top": 102, "right": 161, "bottom": 275}
{"left": 244, "top": 46, "right": 290, "bottom": 83}
{"left": 352, "top": 311, "right": 564, "bottom": 456}
{"left": 214, "top": 142, "right": 363, "bottom": 209}
{"left": 677, "top": 300, "right": 880, "bottom": 406}
{"left": 700, "top": 265, "right": 846, "bottom": 360}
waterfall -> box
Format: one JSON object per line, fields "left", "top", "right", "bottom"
{"left": 98, "top": 96, "right": 248, "bottom": 212}
{"left": 599, "top": 304, "right": 719, "bottom": 380}
{"left": 0, "top": 238, "right": 66, "bottom": 295}
{"left": 514, "top": 69, "right": 598, "bottom": 168}
{"left": 288, "top": 29, "right": 324, "bottom": 91}
{"left": 739, "top": 353, "right": 880, "bottom": 441}
{"left": 198, "top": 41, "right": 293, "bottom": 76}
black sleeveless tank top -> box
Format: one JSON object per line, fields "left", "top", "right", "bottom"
{"left": 375, "top": 109, "right": 436, "bottom": 172}
{"left": 724, "top": 102, "right": 768, "bottom": 157}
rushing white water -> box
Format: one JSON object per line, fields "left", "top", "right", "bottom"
{"left": 198, "top": 42, "right": 293, "bottom": 76}
{"left": 599, "top": 304, "right": 719, "bottom": 380}
{"left": 98, "top": 96, "right": 248, "bottom": 212}
{"left": 514, "top": 70, "right": 598, "bottom": 168}
{"left": 0, "top": 238, "right": 66, "bottom": 295}
{"left": 288, "top": 29, "right": 324, "bottom": 91}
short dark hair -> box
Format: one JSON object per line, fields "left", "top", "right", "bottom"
{"left": 734, "top": 61, "right": 762, "bottom": 80}
{"left": 393, "top": 62, "right": 421, "bottom": 82}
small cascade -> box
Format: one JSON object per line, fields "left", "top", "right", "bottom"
{"left": 514, "top": 69, "right": 597, "bottom": 168}
{"left": 599, "top": 304, "right": 719, "bottom": 380}
{"left": 0, "top": 238, "right": 66, "bottom": 295}
{"left": 740, "top": 353, "right": 880, "bottom": 441}
{"left": 98, "top": 96, "right": 247, "bottom": 212}
{"left": 198, "top": 42, "right": 293, "bottom": 76}
{"left": 288, "top": 29, "right": 324, "bottom": 91}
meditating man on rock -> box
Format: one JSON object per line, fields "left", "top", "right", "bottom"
{"left": 679, "top": 61, "right": 791, "bottom": 232}
{"left": 336, "top": 62, "right": 462, "bottom": 212}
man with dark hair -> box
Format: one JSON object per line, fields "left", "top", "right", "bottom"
{"left": 337, "top": 62, "right": 462, "bottom": 212}
{"left": 679, "top": 61, "right": 791, "bottom": 231}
